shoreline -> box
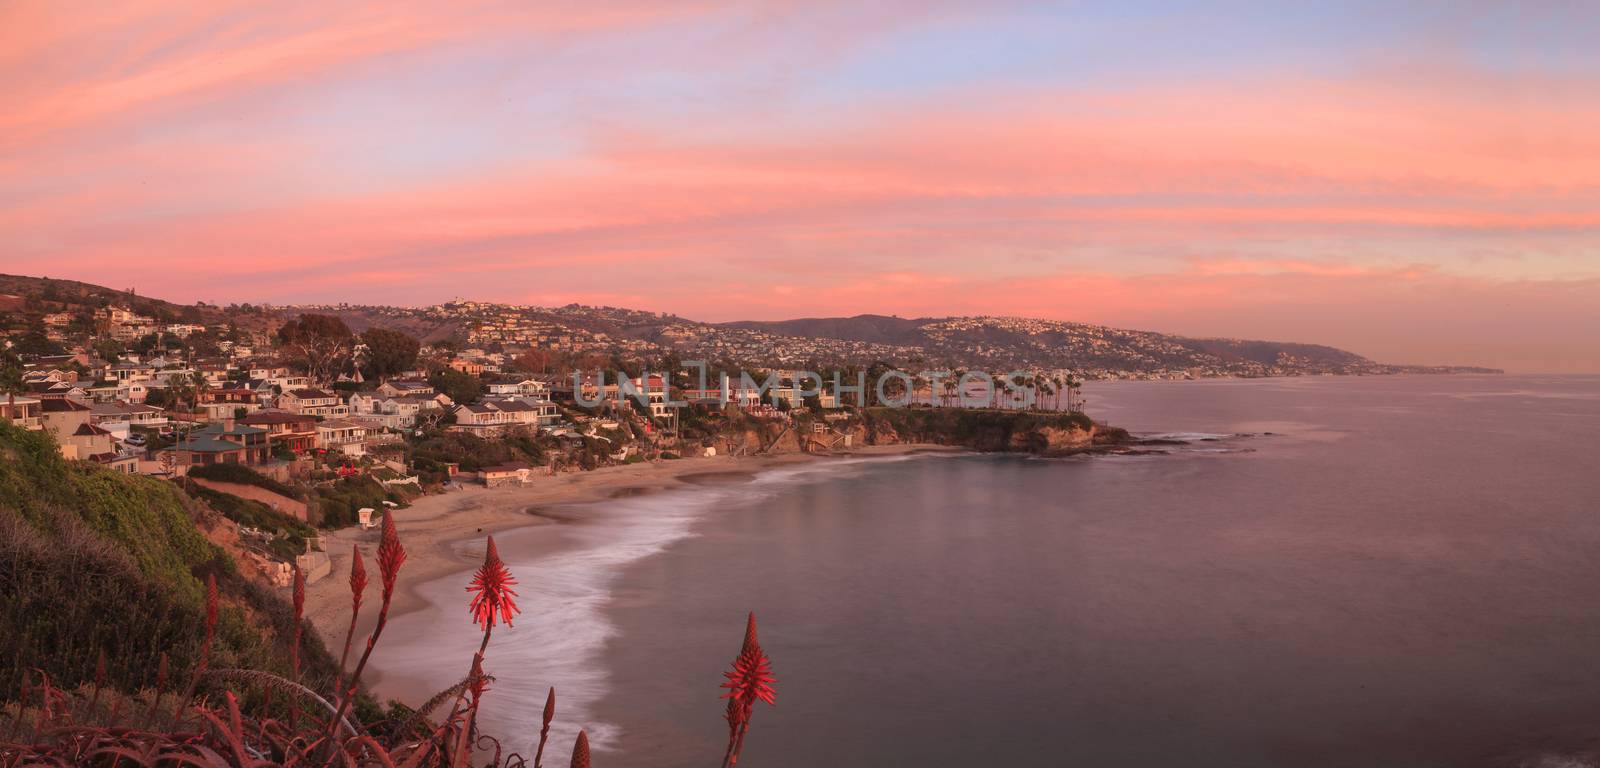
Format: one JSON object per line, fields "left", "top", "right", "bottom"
{"left": 300, "top": 443, "right": 966, "bottom": 693}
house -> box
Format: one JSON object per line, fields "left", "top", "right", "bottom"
{"left": 188, "top": 419, "right": 272, "bottom": 465}
{"left": 121, "top": 380, "right": 153, "bottom": 403}
{"left": 248, "top": 363, "right": 291, "bottom": 380}
{"left": 197, "top": 387, "right": 261, "bottom": 420}
{"left": 239, "top": 411, "right": 318, "bottom": 454}
{"left": 376, "top": 380, "right": 435, "bottom": 398}
{"left": 106, "top": 361, "right": 155, "bottom": 385}
{"left": 448, "top": 359, "right": 485, "bottom": 376}
{"left": 485, "top": 378, "right": 550, "bottom": 397}
{"left": 504, "top": 396, "right": 561, "bottom": 427}
{"left": 0, "top": 395, "right": 44, "bottom": 430}
{"left": 627, "top": 374, "right": 675, "bottom": 418}
{"left": 63, "top": 422, "right": 119, "bottom": 462}
{"left": 89, "top": 401, "right": 168, "bottom": 436}
{"left": 83, "top": 381, "right": 120, "bottom": 403}
{"left": 552, "top": 373, "right": 618, "bottom": 403}
{"left": 346, "top": 392, "right": 380, "bottom": 415}
{"left": 351, "top": 395, "right": 438, "bottom": 430}
{"left": 161, "top": 435, "right": 250, "bottom": 472}
{"left": 278, "top": 388, "right": 348, "bottom": 418}
{"left": 678, "top": 374, "right": 763, "bottom": 410}
{"left": 315, "top": 418, "right": 369, "bottom": 455}
{"left": 30, "top": 353, "right": 92, "bottom": 369}
{"left": 24, "top": 380, "right": 87, "bottom": 401}
{"left": 449, "top": 403, "right": 514, "bottom": 435}
{"left": 481, "top": 463, "right": 533, "bottom": 488}
{"left": 33, "top": 385, "right": 134, "bottom": 469}
{"left": 448, "top": 398, "right": 550, "bottom": 436}
{"left": 192, "top": 360, "right": 235, "bottom": 386}
{"left": 771, "top": 389, "right": 841, "bottom": 409}
{"left": 263, "top": 374, "right": 311, "bottom": 392}
{"left": 38, "top": 398, "right": 93, "bottom": 456}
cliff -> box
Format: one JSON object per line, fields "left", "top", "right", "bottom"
{"left": 853, "top": 407, "right": 1126, "bottom": 457}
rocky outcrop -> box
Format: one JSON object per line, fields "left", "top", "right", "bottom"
{"left": 851, "top": 407, "right": 1123, "bottom": 457}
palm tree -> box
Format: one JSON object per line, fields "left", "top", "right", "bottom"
{"left": 189, "top": 371, "right": 210, "bottom": 416}
{"left": 1034, "top": 376, "right": 1053, "bottom": 411}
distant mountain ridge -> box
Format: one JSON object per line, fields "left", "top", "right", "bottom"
{"left": 715, "top": 314, "right": 1433, "bottom": 375}
{"left": 0, "top": 273, "right": 1499, "bottom": 376}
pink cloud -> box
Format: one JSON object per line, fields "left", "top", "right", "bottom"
{"left": 1, "top": 5, "right": 1596, "bottom": 372}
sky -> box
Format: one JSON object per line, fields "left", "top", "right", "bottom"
{"left": 2, "top": 2, "right": 1597, "bottom": 372}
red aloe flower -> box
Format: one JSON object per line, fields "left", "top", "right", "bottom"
{"left": 569, "top": 730, "right": 590, "bottom": 768}
{"left": 377, "top": 513, "right": 407, "bottom": 600}
{"left": 721, "top": 612, "right": 777, "bottom": 713}
{"left": 466, "top": 536, "right": 520, "bottom": 630}
{"left": 720, "top": 613, "right": 776, "bottom": 768}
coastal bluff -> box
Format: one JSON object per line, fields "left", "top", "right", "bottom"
{"left": 852, "top": 407, "right": 1128, "bottom": 457}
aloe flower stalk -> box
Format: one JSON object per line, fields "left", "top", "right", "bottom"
{"left": 287, "top": 566, "right": 305, "bottom": 727}
{"left": 457, "top": 536, "right": 521, "bottom": 746}
{"left": 199, "top": 573, "right": 219, "bottom": 673}
{"left": 89, "top": 649, "right": 107, "bottom": 716}
{"left": 290, "top": 566, "right": 305, "bottom": 677}
{"left": 720, "top": 612, "right": 776, "bottom": 768}
{"left": 142, "top": 652, "right": 169, "bottom": 727}
{"left": 533, "top": 687, "right": 555, "bottom": 768}
{"left": 327, "top": 514, "right": 405, "bottom": 749}
{"left": 336, "top": 544, "right": 368, "bottom": 692}
{"left": 170, "top": 574, "right": 220, "bottom": 729}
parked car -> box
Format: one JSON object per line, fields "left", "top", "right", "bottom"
{"left": 123, "top": 434, "right": 147, "bottom": 447}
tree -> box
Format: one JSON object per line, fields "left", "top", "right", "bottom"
{"left": 11, "top": 330, "right": 65, "bottom": 358}
{"left": 131, "top": 333, "right": 161, "bottom": 356}
{"left": 276, "top": 314, "right": 353, "bottom": 385}
{"left": 92, "top": 338, "right": 125, "bottom": 361}
{"left": 360, "top": 328, "right": 420, "bottom": 381}
{"left": 0, "top": 350, "right": 23, "bottom": 395}
{"left": 511, "top": 348, "right": 553, "bottom": 374}
{"left": 428, "top": 368, "right": 484, "bottom": 405}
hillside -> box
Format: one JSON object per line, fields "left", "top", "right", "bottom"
{"left": 0, "top": 272, "right": 1499, "bottom": 376}
{"left": 0, "top": 273, "right": 222, "bottom": 324}
{"left": 715, "top": 314, "right": 1464, "bottom": 375}
{"left": 0, "top": 419, "right": 331, "bottom": 697}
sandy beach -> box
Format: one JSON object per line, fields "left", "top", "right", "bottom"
{"left": 300, "top": 444, "right": 960, "bottom": 673}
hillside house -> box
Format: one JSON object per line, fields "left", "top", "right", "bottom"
{"left": 278, "top": 388, "right": 348, "bottom": 418}
{"left": 239, "top": 411, "right": 318, "bottom": 454}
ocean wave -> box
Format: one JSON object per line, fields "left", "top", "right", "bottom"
{"left": 382, "top": 455, "right": 930, "bottom": 757}
{"left": 1136, "top": 431, "right": 1234, "bottom": 442}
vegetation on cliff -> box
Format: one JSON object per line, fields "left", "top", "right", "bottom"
{"left": 856, "top": 406, "right": 1121, "bottom": 455}
{"left": 3, "top": 497, "right": 781, "bottom": 767}
{"left": 0, "top": 420, "right": 332, "bottom": 699}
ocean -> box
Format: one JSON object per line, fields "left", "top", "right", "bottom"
{"left": 377, "top": 374, "right": 1600, "bottom": 767}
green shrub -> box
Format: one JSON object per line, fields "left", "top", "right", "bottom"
{"left": 0, "top": 420, "right": 333, "bottom": 695}
{"left": 188, "top": 462, "right": 305, "bottom": 499}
